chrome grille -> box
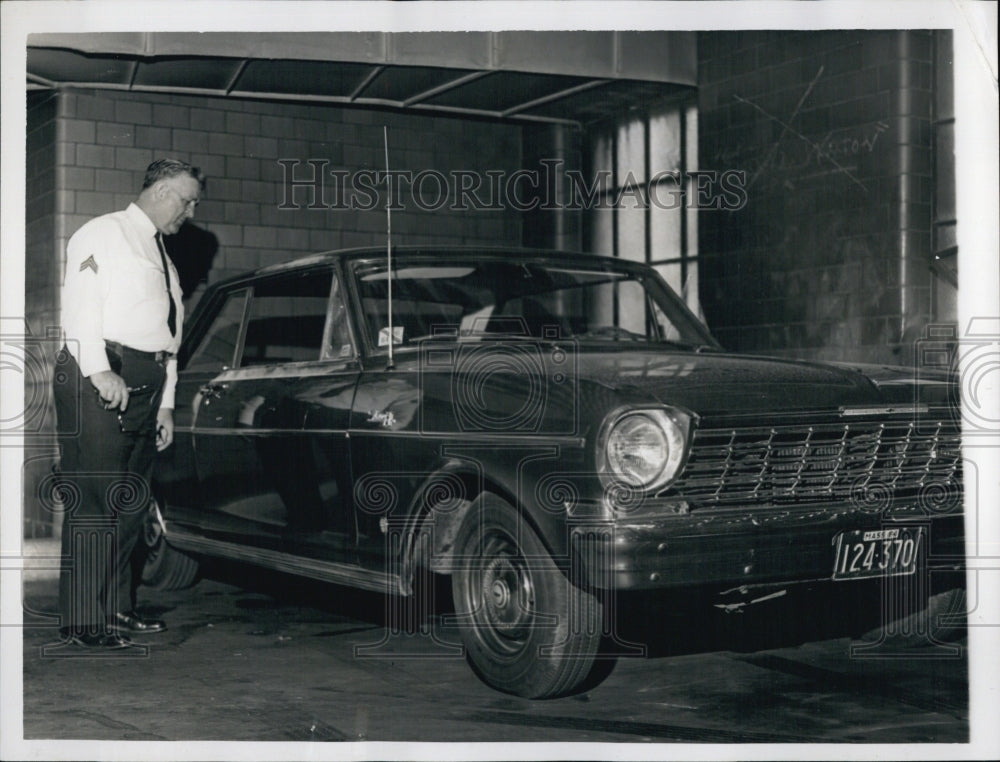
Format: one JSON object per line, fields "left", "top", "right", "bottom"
{"left": 667, "top": 418, "right": 963, "bottom": 508}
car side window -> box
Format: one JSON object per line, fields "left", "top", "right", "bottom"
{"left": 240, "top": 269, "right": 334, "bottom": 367}
{"left": 320, "top": 272, "right": 355, "bottom": 361}
{"left": 185, "top": 288, "right": 250, "bottom": 373}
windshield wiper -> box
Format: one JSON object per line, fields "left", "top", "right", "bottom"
{"left": 577, "top": 326, "right": 647, "bottom": 341}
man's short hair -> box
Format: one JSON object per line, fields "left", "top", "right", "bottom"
{"left": 142, "top": 158, "right": 206, "bottom": 190}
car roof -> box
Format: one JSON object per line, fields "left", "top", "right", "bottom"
{"left": 216, "top": 245, "right": 637, "bottom": 286}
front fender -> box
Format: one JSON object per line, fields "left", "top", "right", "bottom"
{"left": 400, "top": 440, "right": 598, "bottom": 592}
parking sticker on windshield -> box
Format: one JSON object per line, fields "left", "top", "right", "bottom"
{"left": 378, "top": 326, "right": 404, "bottom": 346}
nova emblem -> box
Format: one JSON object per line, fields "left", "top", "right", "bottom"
{"left": 366, "top": 409, "right": 396, "bottom": 428}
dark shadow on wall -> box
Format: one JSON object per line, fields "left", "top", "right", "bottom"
{"left": 164, "top": 223, "right": 219, "bottom": 299}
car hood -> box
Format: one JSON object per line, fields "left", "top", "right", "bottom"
{"left": 573, "top": 348, "right": 955, "bottom": 420}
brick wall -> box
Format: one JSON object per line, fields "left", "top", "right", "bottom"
{"left": 51, "top": 88, "right": 524, "bottom": 305}
{"left": 698, "top": 31, "right": 936, "bottom": 364}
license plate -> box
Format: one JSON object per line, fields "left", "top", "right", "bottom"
{"left": 831, "top": 527, "right": 923, "bottom": 580}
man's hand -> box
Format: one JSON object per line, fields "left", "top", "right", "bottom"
{"left": 156, "top": 408, "right": 174, "bottom": 451}
{"left": 89, "top": 370, "right": 129, "bottom": 411}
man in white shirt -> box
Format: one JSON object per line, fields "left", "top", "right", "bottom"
{"left": 51, "top": 158, "right": 205, "bottom": 649}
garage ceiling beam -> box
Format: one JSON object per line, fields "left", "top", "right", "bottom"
{"left": 403, "top": 71, "right": 492, "bottom": 107}
{"left": 350, "top": 65, "right": 385, "bottom": 101}
{"left": 26, "top": 31, "right": 695, "bottom": 127}
{"left": 501, "top": 79, "right": 608, "bottom": 117}
{"left": 224, "top": 60, "right": 251, "bottom": 96}
{"left": 26, "top": 71, "right": 56, "bottom": 89}
{"left": 126, "top": 60, "right": 140, "bottom": 90}
{"left": 26, "top": 31, "right": 696, "bottom": 84}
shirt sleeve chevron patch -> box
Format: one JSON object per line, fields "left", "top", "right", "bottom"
{"left": 79, "top": 255, "right": 99, "bottom": 273}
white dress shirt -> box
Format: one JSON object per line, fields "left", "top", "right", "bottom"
{"left": 61, "top": 203, "right": 183, "bottom": 409}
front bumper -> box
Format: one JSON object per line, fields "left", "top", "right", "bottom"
{"left": 570, "top": 500, "right": 966, "bottom": 592}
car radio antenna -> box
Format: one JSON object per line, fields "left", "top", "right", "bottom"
{"left": 384, "top": 125, "right": 395, "bottom": 370}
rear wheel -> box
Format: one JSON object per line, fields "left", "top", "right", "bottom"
{"left": 451, "top": 493, "right": 603, "bottom": 698}
{"left": 139, "top": 498, "right": 200, "bottom": 590}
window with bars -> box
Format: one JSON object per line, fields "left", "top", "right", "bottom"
{"left": 584, "top": 95, "right": 702, "bottom": 321}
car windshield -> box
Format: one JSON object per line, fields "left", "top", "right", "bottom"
{"left": 351, "top": 256, "right": 718, "bottom": 350}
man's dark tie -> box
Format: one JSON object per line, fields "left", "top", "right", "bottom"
{"left": 155, "top": 233, "right": 177, "bottom": 336}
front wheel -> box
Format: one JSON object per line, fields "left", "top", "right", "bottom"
{"left": 451, "top": 493, "right": 603, "bottom": 698}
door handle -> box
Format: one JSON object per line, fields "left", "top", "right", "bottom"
{"left": 198, "top": 382, "right": 228, "bottom": 399}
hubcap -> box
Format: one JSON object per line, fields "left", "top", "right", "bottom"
{"left": 491, "top": 579, "right": 510, "bottom": 608}
{"left": 479, "top": 540, "right": 533, "bottom": 641}
{"left": 142, "top": 501, "right": 162, "bottom": 548}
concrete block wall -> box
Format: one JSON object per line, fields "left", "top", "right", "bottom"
{"left": 697, "top": 31, "right": 936, "bottom": 364}
{"left": 52, "top": 88, "right": 524, "bottom": 306}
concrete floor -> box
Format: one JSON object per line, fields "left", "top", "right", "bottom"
{"left": 19, "top": 557, "right": 968, "bottom": 746}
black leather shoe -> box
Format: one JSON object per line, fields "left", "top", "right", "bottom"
{"left": 63, "top": 631, "right": 132, "bottom": 649}
{"left": 111, "top": 611, "right": 166, "bottom": 633}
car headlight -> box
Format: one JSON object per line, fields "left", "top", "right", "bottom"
{"left": 598, "top": 408, "right": 692, "bottom": 491}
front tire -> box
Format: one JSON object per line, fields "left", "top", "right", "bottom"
{"left": 451, "top": 493, "right": 603, "bottom": 698}
{"left": 139, "top": 498, "right": 200, "bottom": 591}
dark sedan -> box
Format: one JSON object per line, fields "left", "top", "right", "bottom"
{"left": 144, "top": 247, "right": 965, "bottom": 698}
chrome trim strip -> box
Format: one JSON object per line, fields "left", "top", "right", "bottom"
{"left": 214, "top": 362, "right": 358, "bottom": 381}
{"left": 194, "top": 428, "right": 349, "bottom": 436}
{"left": 191, "top": 427, "right": 586, "bottom": 446}
{"left": 870, "top": 378, "right": 951, "bottom": 387}
{"left": 163, "top": 525, "right": 402, "bottom": 595}
{"left": 840, "top": 404, "right": 930, "bottom": 416}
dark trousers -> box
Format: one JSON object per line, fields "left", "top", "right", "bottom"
{"left": 52, "top": 346, "right": 165, "bottom": 635}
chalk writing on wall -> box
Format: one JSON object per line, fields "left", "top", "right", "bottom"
{"left": 709, "top": 121, "right": 890, "bottom": 193}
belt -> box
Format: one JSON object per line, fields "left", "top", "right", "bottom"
{"left": 105, "top": 340, "right": 173, "bottom": 365}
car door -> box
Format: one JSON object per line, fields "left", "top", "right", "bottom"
{"left": 290, "top": 268, "right": 363, "bottom": 563}
{"left": 155, "top": 285, "right": 250, "bottom": 527}
{"left": 191, "top": 266, "right": 354, "bottom": 558}
{"left": 344, "top": 257, "right": 472, "bottom": 573}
